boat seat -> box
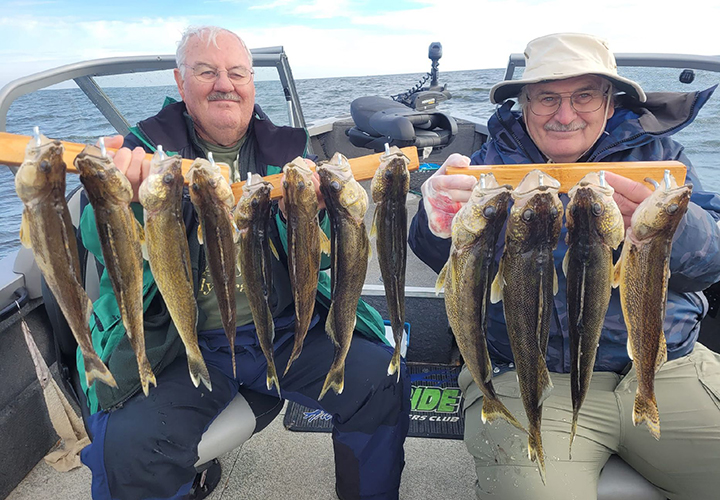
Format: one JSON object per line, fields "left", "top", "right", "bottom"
{"left": 41, "top": 186, "right": 282, "bottom": 471}
{"left": 598, "top": 455, "right": 666, "bottom": 500}
{"left": 347, "top": 96, "right": 458, "bottom": 152}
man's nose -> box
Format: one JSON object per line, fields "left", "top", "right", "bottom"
{"left": 213, "top": 71, "right": 235, "bottom": 92}
{"left": 553, "top": 98, "right": 577, "bottom": 124}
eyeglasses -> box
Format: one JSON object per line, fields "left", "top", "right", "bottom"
{"left": 183, "top": 63, "right": 254, "bottom": 85}
{"left": 527, "top": 89, "right": 609, "bottom": 116}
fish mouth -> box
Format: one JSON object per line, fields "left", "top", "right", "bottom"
{"left": 513, "top": 169, "right": 560, "bottom": 197}
{"left": 284, "top": 158, "right": 313, "bottom": 177}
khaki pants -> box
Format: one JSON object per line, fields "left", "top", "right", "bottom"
{"left": 460, "top": 343, "right": 720, "bottom": 500}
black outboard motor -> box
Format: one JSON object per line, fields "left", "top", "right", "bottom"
{"left": 346, "top": 42, "right": 457, "bottom": 153}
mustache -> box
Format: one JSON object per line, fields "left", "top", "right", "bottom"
{"left": 544, "top": 120, "right": 587, "bottom": 132}
{"left": 207, "top": 92, "right": 241, "bottom": 102}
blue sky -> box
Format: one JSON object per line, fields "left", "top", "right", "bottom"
{"left": 1, "top": 0, "right": 718, "bottom": 89}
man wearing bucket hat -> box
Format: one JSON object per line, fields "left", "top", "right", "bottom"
{"left": 409, "top": 33, "right": 720, "bottom": 499}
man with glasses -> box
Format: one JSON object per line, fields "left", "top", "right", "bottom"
{"left": 76, "top": 25, "right": 410, "bottom": 500}
{"left": 409, "top": 33, "right": 720, "bottom": 499}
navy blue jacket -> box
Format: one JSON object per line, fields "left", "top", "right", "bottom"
{"left": 409, "top": 87, "right": 720, "bottom": 373}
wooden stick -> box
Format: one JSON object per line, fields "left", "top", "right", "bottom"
{"left": 0, "top": 132, "right": 419, "bottom": 200}
{"left": 446, "top": 161, "right": 687, "bottom": 192}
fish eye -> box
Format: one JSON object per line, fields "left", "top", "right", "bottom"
{"left": 550, "top": 206, "right": 558, "bottom": 218}
{"left": 282, "top": 181, "right": 288, "bottom": 189}
{"left": 97, "top": 170, "right": 107, "bottom": 180}
{"left": 666, "top": 203, "right": 679, "bottom": 215}
{"left": 330, "top": 180, "right": 341, "bottom": 192}
{"left": 522, "top": 209, "right": 534, "bottom": 221}
{"left": 163, "top": 173, "right": 174, "bottom": 184}
{"left": 251, "top": 198, "right": 259, "bottom": 207}
{"left": 298, "top": 180, "right": 305, "bottom": 190}
{"left": 39, "top": 160, "right": 50, "bottom": 173}
{"left": 591, "top": 202, "right": 604, "bottom": 216}
{"left": 384, "top": 169, "right": 393, "bottom": 180}
{"left": 191, "top": 183, "right": 200, "bottom": 192}
{"left": 483, "top": 206, "right": 496, "bottom": 218}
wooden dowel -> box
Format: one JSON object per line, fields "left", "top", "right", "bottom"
{"left": 446, "top": 161, "right": 687, "bottom": 192}
{"left": 1, "top": 132, "right": 420, "bottom": 200}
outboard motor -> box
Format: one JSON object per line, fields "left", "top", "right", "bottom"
{"left": 346, "top": 42, "right": 457, "bottom": 153}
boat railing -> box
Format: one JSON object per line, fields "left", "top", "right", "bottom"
{"left": 503, "top": 52, "right": 720, "bottom": 81}
{"left": 0, "top": 46, "right": 308, "bottom": 136}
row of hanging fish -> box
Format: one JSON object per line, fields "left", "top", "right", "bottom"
{"left": 436, "top": 168, "right": 691, "bottom": 483}
{"left": 15, "top": 130, "right": 412, "bottom": 402}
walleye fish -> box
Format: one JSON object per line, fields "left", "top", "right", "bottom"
{"left": 491, "top": 169, "right": 563, "bottom": 484}
{"left": 282, "top": 157, "right": 329, "bottom": 375}
{"left": 15, "top": 133, "right": 116, "bottom": 389}
{"left": 235, "top": 174, "right": 280, "bottom": 395}
{"left": 564, "top": 171, "right": 624, "bottom": 457}
{"left": 613, "top": 170, "right": 691, "bottom": 440}
{"left": 371, "top": 146, "right": 410, "bottom": 380}
{"left": 317, "top": 152, "right": 370, "bottom": 399}
{"left": 75, "top": 144, "right": 156, "bottom": 396}
{"left": 139, "top": 148, "right": 212, "bottom": 391}
{"left": 436, "top": 174, "right": 525, "bottom": 432}
{"left": 188, "top": 157, "right": 238, "bottom": 376}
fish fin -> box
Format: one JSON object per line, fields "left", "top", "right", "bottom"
{"left": 562, "top": 250, "right": 569, "bottom": 276}
{"left": 553, "top": 266, "right": 559, "bottom": 295}
{"left": 528, "top": 430, "right": 547, "bottom": 485}
{"left": 627, "top": 340, "right": 634, "bottom": 361}
{"left": 435, "top": 263, "right": 448, "bottom": 296}
{"left": 387, "top": 348, "right": 401, "bottom": 380}
{"left": 266, "top": 360, "right": 281, "bottom": 398}
{"left": 319, "top": 360, "right": 345, "bottom": 400}
{"left": 82, "top": 353, "right": 117, "bottom": 389}
{"left": 269, "top": 238, "right": 280, "bottom": 261}
{"left": 538, "top": 366, "right": 554, "bottom": 406}
{"left": 481, "top": 397, "right": 527, "bottom": 434}
{"left": 569, "top": 412, "right": 579, "bottom": 460}
{"left": 186, "top": 346, "right": 212, "bottom": 391}
{"left": 490, "top": 258, "right": 504, "bottom": 304}
{"left": 138, "top": 356, "right": 157, "bottom": 397}
{"left": 319, "top": 229, "right": 331, "bottom": 255}
{"left": 19, "top": 211, "right": 32, "bottom": 249}
{"left": 232, "top": 220, "right": 240, "bottom": 244}
{"left": 612, "top": 255, "right": 623, "bottom": 288}
{"left": 197, "top": 224, "right": 204, "bottom": 245}
{"left": 135, "top": 219, "right": 145, "bottom": 246}
{"left": 370, "top": 209, "right": 377, "bottom": 238}
{"left": 284, "top": 339, "right": 304, "bottom": 377}
{"left": 633, "top": 390, "right": 661, "bottom": 440}
{"left": 655, "top": 333, "right": 667, "bottom": 372}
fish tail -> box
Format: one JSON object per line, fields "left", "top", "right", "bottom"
{"left": 138, "top": 356, "right": 157, "bottom": 397}
{"left": 266, "top": 360, "right": 281, "bottom": 398}
{"left": 187, "top": 348, "right": 212, "bottom": 391}
{"left": 283, "top": 341, "right": 303, "bottom": 377}
{"left": 319, "top": 361, "right": 345, "bottom": 400}
{"left": 83, "top": 353, "right": 117, "bottom": 389}
{"left": 633, "top": 390, "right": 661, "bottom": 440}
{"left": 481, "top": 397, "right": 526, "bottom": 434}
{"left": 387, "top": 347, "right": 401, "bottom": 382}
{"left": 569, "top": 412, "right": 579, "bottom": 460}
{"left": 528, "top": 428, "right": 547, "bottom": 485}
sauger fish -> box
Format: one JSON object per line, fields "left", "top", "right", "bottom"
{"left": 188, "top": 157, "right": 238, "bottom": 376}
{"left": 564, "top": 171, "right": 624, "bottom": 457}
{"left": 75, "top": 143, "right": 156, "bottom": 396}
{"left": 235, "top": 174, "right": 280, "bottom": 395}
{"left": 491, "top": 169, "right": 563, "bottom": 484}
{"left": 139, "top": 148, "right": 212, "bottom": 391}
{"left": 371, "top": 145, "right": 410, "bottom": 380}
{"left": 437, "top": 174, "right": 525, "bottom": 432}
{"left": 318, "top": 153, "right": 370, "bottom": 399}
{"left": 15, "top": 132, "right": 116, "bottom": 389}
{"left": 613, "top": 169, "right": 691, "bottom": 440}
{"left": 282, "top": 157, "right": 329, "bottom": 375}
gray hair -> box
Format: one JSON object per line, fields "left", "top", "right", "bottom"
{"left": 518, "top": 79, "right": 616, "bottom": 114}
{"left": 176, "top": 26, "right": 253, "bottom": 78}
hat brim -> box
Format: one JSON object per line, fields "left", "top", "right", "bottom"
{"left": 490, "top": 72, "right": 646, "bottom": 104}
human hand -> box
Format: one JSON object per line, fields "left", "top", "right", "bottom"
{"left": 603, "top": 171, "right": 654, "bottom": 230}
{"left": 278, "top": 159, "right": 325, "bottom": 217}
{"left": 420, "top": 153, "right": 476, "bottom": 238}
{"left": 98, "top": 136, "right": 151, "bottom": 203}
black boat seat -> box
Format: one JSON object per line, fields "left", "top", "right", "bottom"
{"left": 42, "top": 186, "right": 281, "bottom": 472}
{"left": 347, "top": 96, "right": 457, "bottom": 152}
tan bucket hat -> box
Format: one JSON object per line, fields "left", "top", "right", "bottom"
{"left": 490, "top": 33, "right": 646, "bottom": 104}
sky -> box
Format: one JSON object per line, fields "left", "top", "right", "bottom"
{"left": 1, "top": 0, "right": 719, "bottom": 89}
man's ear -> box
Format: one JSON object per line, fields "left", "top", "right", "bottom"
{"left": 174, "top": 68, "right": 185, "bottom": 101}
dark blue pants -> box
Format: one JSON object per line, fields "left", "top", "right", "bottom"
{"left": 81, "top": 314, "right": 410, "bottom": 500}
